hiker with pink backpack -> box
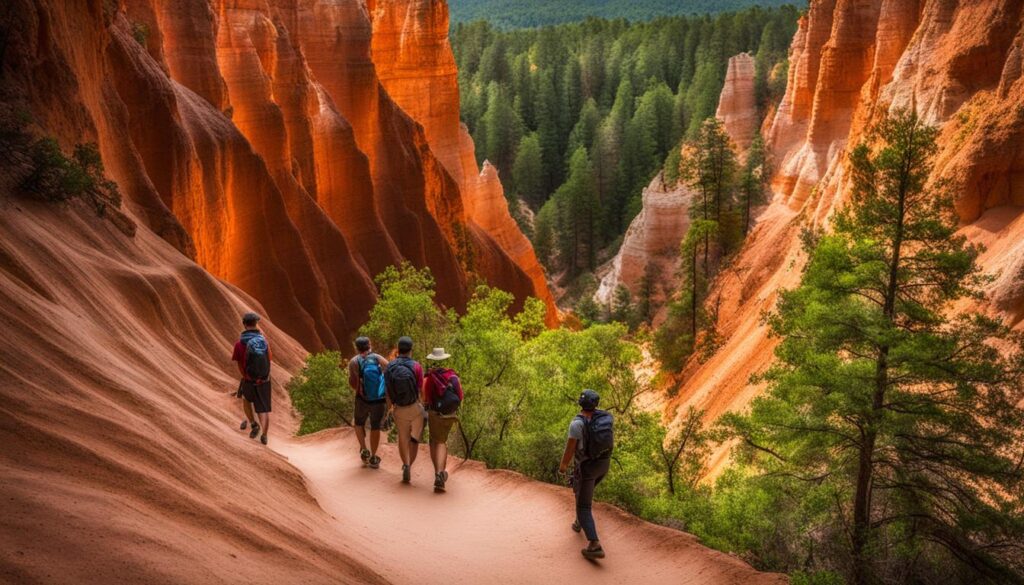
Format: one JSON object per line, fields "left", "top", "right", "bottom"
{"left": 423, "top": 347, "right": 463, "bottom": 492}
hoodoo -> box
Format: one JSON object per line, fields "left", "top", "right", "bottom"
{"left": 2, "top": 0, "right": 552, "bottom": 351}
{"left": 670, "top": 0, "right": 1024, "bottom": 471}
{"left": 716, "top": 52, "right": 759, "bottom": 155}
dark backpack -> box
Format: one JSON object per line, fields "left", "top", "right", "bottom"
{"left": 577, "top": 410, "right": 614, "bottom": 461}
{"left": 358, "top": 354, "right": 386, "bottom": 402}
{"left": 431, "top": 370, "right": 462, "bottom": 415}
{"left": 243, "top": 332, "right": 271, "bottom": 382}
{"left": 386, "top": 358, "right": 420, "bottom": 406}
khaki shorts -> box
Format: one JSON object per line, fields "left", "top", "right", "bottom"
{"left": 393, "top": 403, "right": 426, "bottom": 443}
{"left": 428, "top": 410, "right": 458, "bottom": 444}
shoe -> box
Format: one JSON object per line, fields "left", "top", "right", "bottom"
{"left": 581, "top": 545, "right": 605, "bottom": 560}
{"left": 240, "top": 420, "right": 248, "bottom": 431}
{"left": 260, "top": 434, "right": 268, "bottom": 445}
{"left": 571, "top": 520, "right": 581, "bottom": 533}
{"left": 401, "top": 464, "right": 411, "bottom": 483}
{"left": 368, "top": 455, "right": 381, "bottom": 469}
{"left": 249, "top": 423, "right": 261, "bottom": 439}
{"left": 360, "top": 448, "right": 371, "bottom": 465}
{"left": 434, "top": 471, "right": 447, "bottom": 492}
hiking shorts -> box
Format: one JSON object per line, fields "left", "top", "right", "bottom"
{"left": 241, "top": 379, "right": 272, "bottom": 414}
{"left": 355, "top": 397, "right": 386, "bottom": 430}
{"left": 428, "top": 410, "right": 458, "bottom": 444}
{"left": 393, "top": 403, "right": 426, "bottom": 443}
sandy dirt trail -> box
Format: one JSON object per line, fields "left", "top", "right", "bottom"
{"left": 276, "top": 428, "right": 785, "bottom": 585}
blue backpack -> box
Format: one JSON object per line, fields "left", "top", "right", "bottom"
{"left": 358, "top": 354, "right": 386, "bottom": 402}
{"left": 242, "top": 330, "right": 271, "bottom": 382}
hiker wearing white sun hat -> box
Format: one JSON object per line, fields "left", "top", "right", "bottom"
{"left": 424, "top": 347, "right": 463, "bottom": 492}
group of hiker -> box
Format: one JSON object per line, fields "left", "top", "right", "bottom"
{"left": 230, "top": 311, "right": 612, "bottom": 559}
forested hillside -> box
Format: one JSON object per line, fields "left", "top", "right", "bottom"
{"left": 452, "top": 7, "right": 798, "bottom": 292}
{"left": 449, "top": 0, "right": 799, "bottom": 29}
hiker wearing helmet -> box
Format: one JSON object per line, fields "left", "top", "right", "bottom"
{"left": 347, "top": 336, "right": 389, "bottom": 469}
{"left": 559, "top": 389, "right": 614, "bottom": 560}
{"left": 384, "top": 336, "right": 425, "bottom": 484}
{"left": 232, "top": 312, "right": 273, "bottom": 445}
{"left": 423, "top": 347, "right": 463, "bottom": 492}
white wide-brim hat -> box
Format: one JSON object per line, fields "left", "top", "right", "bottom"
{"left": 426, "top": 347, "right": 452, "bottom": 361}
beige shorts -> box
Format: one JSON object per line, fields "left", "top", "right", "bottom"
{"left": 393, "top": 403, "right": 426, "bottom": 443}
{"left": 428, "top": 410, "right": 458, "bottom": 444}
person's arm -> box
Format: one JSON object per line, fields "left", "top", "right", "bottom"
{"left": 416, "top": 363, "right": 426, "bottom": 406}
{"left": 232, "top": 342, "right": 246, "bottom": 378}
{"left": 422, "top": 371, "right": 432, "bottom": 405}
{"left": 347, "top": 358, "right": 360, "bottom": 393}
{"left": 559, "top": 439, "right": 577, "bottom": 474}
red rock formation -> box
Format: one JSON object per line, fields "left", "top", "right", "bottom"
{"left": 369, "top": 0, "right": 558, "bottom": 323}
{"left": 672, "top": 0, "right": 1024, "bottom": 473}
{"left": 716, "top": 52, "right": 758, "bottom": 155}
{"left": 3, "top": 0, "right": 552, "bottom": 350}
{"left": 595, "top": 173, "right": 692, "bottom": 320}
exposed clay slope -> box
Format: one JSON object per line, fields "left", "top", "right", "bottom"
{"left": 595, "top": 173, "right": 693, "bottom": 319}
{"left": 671, "top": 0, "right": 1024, "bottom": 471}
{"left": 0, "top": 201, "right": 386, "bottom": 585}
{"left": 4, "top": 0, "right": 551, "bottom": 351}
{"left": 716, "top": 52, "right": 759, "bottom": 155}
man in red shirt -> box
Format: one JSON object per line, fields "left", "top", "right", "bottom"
{"left": 232, "top": 312, "right": 273, "bottom": 445}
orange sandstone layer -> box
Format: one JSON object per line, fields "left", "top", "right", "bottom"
{"left": 671, "top": 0, "right": 1024, "bottom": 470}
{"left": 4, "top": 0, "right": 551, "bottom": 351}
{"left": 716, "top": 52, "right": 759, "bottom": 155}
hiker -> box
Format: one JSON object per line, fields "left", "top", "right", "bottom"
{"left": 559, "top": 389, "right": 614, "bottom": 560}
{"left": 347, "top": 337, "right": 389, "bottom": 469}
{"left": 232, "top": 312, "right": 273, "bottom": 445}
{"left": 423, "top": 347, "right": 463, "bottom": 492}
{"left": 384, "top": 336, "right": 425, "bottom": 483}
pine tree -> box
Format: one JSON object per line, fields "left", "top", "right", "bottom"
{"left": 481, "top": 82, "right": 524, "bottom": 174}
{"left": 739, "top": 133, "right": 766, "bottom": 235}
{"left": 512, "top": 133, "right": 545, "bottom": 207}
{"left": 682, "top": 118, "right": 738, "bottom": 270}
{"left": 728, "top": 111, "right": 1024, "bottom": 584}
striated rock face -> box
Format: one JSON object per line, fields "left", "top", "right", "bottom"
{"left": 716, "top": 52, "right": 759, "bottom": 155}
{"left": 3, "top": 0, "right": 552, "bottom": 350}
{"left": 595, "top": 173, "right": 692, "bottom": 317}
{"left": 672, "top": 0, "right": 1024, "bottom": 472}
{"left": 369, "top": 0, "right": 558, "bottom": 323}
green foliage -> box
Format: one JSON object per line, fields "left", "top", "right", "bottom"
{"left": 449, "top": 0, "right": 797, "bottom": 29}
{"left": 359, "top": 262, "right": 452, "bottom": 356}
{"left": 286, "top": 351, "right": 352, "bottom": 435}
{"left": 131, "top": 21, "right": 150, "bottom": 47}
{"left": 727, "top": 111, "right": 1024, "bottom": 583}
{"left": 452, "top": 8, "right": 797, "bottom": 285}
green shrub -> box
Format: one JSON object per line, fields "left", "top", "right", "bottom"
{"left": 286, "top": 351, "right": 352, "bottom": 435}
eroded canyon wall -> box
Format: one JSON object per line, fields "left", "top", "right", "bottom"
{"left": 3, "top": 0, "right": 552, "bottom": 350}
{"left": 672, "top": 0, "right": 1024, "bottom": 469}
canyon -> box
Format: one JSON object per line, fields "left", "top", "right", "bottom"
{"left": 668, "top": 0, "right": 1024, "bottom": 472}
{"left": 3, "top": 0, "right": 553, "bottom": 353}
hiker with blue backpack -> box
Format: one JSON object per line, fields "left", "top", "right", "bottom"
{"left": 232, "top": 312, "right": 273, "bottom": 445}
{"left": 423, "top": 347, "right": 463, "bottom": 492}
{"left": 559, "top": 389, "right": 614, "bottom": 560}
{"left": 347, "top": 337, "right": 389, "bottom": 469}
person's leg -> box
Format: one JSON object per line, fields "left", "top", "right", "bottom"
{"left": 353, "top": 399, "right": 369, "bottom": 453}
{"left": 368, "top": 402, "right": 385, "bottom": 456}
{"left": 395, "top": 407, "right": 412, "bottom": 465}
{"left": 575, "top": 461, "right": 600, "bottom": 543}
{"left": 243, "top": 399, "right": 256, "bottom": 425}
{"left": 258, "top": 412, "right": 270, "bottom": 436}
{"left": 408, "top": 405, "right": 424, "bottom": 467}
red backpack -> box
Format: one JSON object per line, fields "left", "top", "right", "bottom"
{"left": 429, "top": 369, "right": 463, "bottom": 415}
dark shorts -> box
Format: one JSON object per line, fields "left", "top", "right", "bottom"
{"left": 240, "top": 379, "right": 272, "bottom": 413}
{"left": 354, "top": 397, "right": 386, "bottom": 430}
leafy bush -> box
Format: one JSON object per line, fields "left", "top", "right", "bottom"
{"left": 286, "top": 351, "right": 352, "bottom": 435}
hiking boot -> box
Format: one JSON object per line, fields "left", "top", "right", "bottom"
{"left": 433, "top": 471, "right": 448, "bottom": 492}
{"left": 260, "top": 434, "right": 268, "bottom": 446}
{"left": 401, "top": 464, "right": 411, "bottom": 483}
{"left": 581, "top": 544, "right": 605, "bottom": 560}
{"left": 360, "top": 448, "right": 371, "bottom": 465}
{"left": 249, "top": 423, "right": 261, "bottom": 439}
{"left": 240, "top": 420, "right": 248, "bottom": 431}
{"left": 571, "top": 520, "right": 581, "bottom": 533}
{"left": 368, "top": 455, "right": 381, "bottom": 469}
